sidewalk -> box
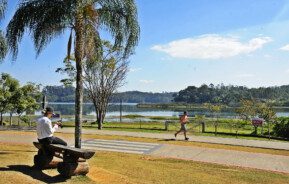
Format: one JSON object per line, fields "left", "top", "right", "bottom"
{"left": 58, "top": 128, "right": 289, "bottom": 151}
{"left": 1, "top": 130, "right": 289, "bottom": 173}
{"left": 151, "top": 144, "right": 289, "bottom": 173}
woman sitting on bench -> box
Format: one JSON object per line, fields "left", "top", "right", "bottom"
{"left": 37, "top": 107, "right": 67, "bottom": 146}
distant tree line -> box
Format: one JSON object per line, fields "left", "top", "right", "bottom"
{"left": 42, "top": 86, "right": 175, "bottom": 104}
{"left": 173, "top": 84, "right": 289, "bottom": 106}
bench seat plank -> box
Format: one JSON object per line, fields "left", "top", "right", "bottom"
{"left": 49, "top": 144, "right": 95, "bottom": 159}
{"left": 33, "top": 142, "right": 95, "bottom": 159}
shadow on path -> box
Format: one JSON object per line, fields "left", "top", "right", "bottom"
{"left": 0, "top": 165, "right": 67, "bottom": 183}
{"left": 160, "top": 138, "right": 176, "bottom": 141}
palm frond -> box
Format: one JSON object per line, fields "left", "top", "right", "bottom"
{"left": 0, "top": 30, "right": 7, "bottom": 61}
{"left": 67, "top": 29, "right": 73, "bottom": 61}
{"left": 6, "top": 0, "right": 75, "bottom": 59}
{"left": 0, "top": 0, "right": 7, "bottom": 20}
{"left": 97, "top": 0, "right": 140, "bottom": 58}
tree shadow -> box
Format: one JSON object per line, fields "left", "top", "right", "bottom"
{"left": 0, "top": 165, "right": 68, "bottom": 183}
{"left": 104, "top": 126, "right": 166, "bottom": 131}
{"left": 0, "top": 150, "right": 37, "bottom": 153}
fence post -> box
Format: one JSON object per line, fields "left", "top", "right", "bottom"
{"left": 164, "top": 121, "right": 169, "bottom": 131}
{"left": 214, "top": 121, "right": 218, "bottom": 136}
{"left": 201, "top": 122, "right": 205, "bottom": 133}
{"left": 139, "top": 119, "right": 142, "bottom": 129}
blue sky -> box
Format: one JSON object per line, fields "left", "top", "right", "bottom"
{"left": 2, "top": 0, "right": 289, "bottom": 92}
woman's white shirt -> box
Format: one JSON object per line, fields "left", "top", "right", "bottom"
{"left": 36, "top": 116, "right": 58, "bottom": 139}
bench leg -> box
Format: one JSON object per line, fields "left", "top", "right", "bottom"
{"left": 34, "top": 154, "right": 53, "bottom": 169}
{"left": 34, "top": 149, "right": 60, "bottom": 169}
{"left": 57, "top": 162, "right": 89, "bottom": 178}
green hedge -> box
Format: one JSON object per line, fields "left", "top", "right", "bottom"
{"left": 273, "top": 117, "right": 289, "bottom": 138}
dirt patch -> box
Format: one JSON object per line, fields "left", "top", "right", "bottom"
{"left": 88, "top": 166, "right": 133, "bottom": 184}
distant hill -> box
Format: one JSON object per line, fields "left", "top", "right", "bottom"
{"left": 42, "top": 86, "right": 176, "bottom": 103}
{"left": 173, "top": 84, "right": 289, "bottom": 106}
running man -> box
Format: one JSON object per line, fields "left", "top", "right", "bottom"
{"left": 174, "top": 111, "right": 189, "bottom": 140}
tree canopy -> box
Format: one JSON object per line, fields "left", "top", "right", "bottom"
{"left": 174, "top": 84, "right": 289, "bottom": 106}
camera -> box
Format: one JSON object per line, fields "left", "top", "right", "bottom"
{"left": 52, "top": 113, "right": 61, "bottom": 118}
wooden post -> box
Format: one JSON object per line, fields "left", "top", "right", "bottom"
{"left": 268, "top": 121, "right": 271, "bottom": 140}
{"left": 164, "top": 121, "right": 168, "bottom": 131}
{"left": 201, "top": 122, "right": 205, "bottom": 133}
{"left": 119, "top": 98, "right": 122, "bottom": 123}
{"left": 254, "top": 126, "right": 258, "bottom": 135}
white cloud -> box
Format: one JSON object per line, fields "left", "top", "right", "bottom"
{"left": 139, "top": 80, "right": 154, "bottom": 84}
{"left": 129, "top": 67, "right": 142, "bottom": 72}
{"left": 235, "top": 73, "right": 255, "bottom": 78}
{"left": 280, "top": 44, "right": 289, "bottom": 51}
{"left": 151, "top": 34, "right": 272, "bottom": 59}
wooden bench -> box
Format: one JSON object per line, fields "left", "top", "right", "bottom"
{"left": 33, "top": 142, "right": 95, "bottom": 178}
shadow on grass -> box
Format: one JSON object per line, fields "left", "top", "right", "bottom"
{"left": 0, "top": 150, "right": 37, "bottom": 153}
{"left": 0, "top": 165, "right": 67, "bottom": 183}
{"left": 0, "top": 152, "right": 13, "bottom": 155}
{"left": 103, "top": 126, "right": 165, "bottom": 131}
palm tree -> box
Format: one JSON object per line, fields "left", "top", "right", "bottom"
{"left": 0, "top": 0, "right": 7, "bottom": 61}
{"left": 6, "top": 0, "right": 140, "bottom": 148}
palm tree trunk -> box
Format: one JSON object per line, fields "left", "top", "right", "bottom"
{"left": 74, "top": 5, "right": 84, "bottom": 148}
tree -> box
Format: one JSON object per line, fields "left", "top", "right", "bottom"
{"left": 0, "top": 73, "right": 19, "bottom": 125}
{"left": 235, "top": 99, "right": 258, "bottom": 121}
{"left": 7, "top": 0, "right": 140, "bottom": 148}
{"left": 257, "top": 103, "right": 276, "bottom": 139}
{"left": 204, "top": 103, "right": 223, "bottom": 135}
{"left": 14, "top": 83, "right": 40, "bottom": 126}
{"left": 59, "top": 41, "right": 129, "bottom": 129}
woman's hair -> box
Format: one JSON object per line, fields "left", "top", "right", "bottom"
{"left": 42, "top": 107, "right": 54, "bottom": 115}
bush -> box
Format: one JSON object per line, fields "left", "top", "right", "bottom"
{"left": 273, "top": 117, "right": 289, "bottom": 138}
{"left": 20, "top": 115, "right": 31, "bottom": 124}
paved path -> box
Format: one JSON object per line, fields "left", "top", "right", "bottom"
{"left": 151, "top": 144, "right": 289, "bottom": 173}
{"left": 59, "top": 128, "right": 289, "bottom": 151}
{"left": 82, "top": 139, "right": 162, "bottom": 154}
{"left": 1, "top": 130, "right": 289, "bottom": 173}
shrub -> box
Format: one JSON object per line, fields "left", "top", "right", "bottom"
{"left": 273, "top": 117, "right": 289, "bottom": 138}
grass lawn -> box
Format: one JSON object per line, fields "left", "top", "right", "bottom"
{"left": 1, "top": 142, "right": 289, "bottom": 184}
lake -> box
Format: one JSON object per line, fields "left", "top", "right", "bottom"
{"left": 44, "top": 103, "right": 289, "bottom": 121}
